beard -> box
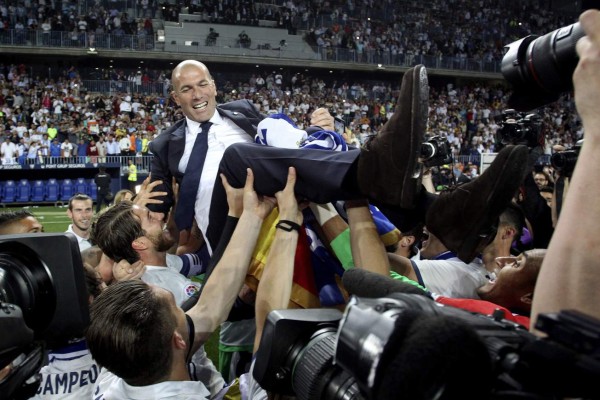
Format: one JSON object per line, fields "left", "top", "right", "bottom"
{"left": 149, "top": 231, "right": 175, "bottom": 253}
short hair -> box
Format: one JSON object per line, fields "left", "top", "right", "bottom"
{"left": 86, "top": 280, "right": 176, "bottom": 386}
{"left": 499, "top": 203, "right": 525, "bottom": 243}
{"left": 539, "top": 185, "right": 554, "bottom": 195}
{"left": 0, "top": 209, "right": 36, "bottom": 234}
{"left": 91, "top": 201, "right": 143, "bottom": 263}
{"left": 68, "top": 193, "right": 93, "bottom": 210}
{"left": 113, "top": 189, "right": 134, "bottom": 204}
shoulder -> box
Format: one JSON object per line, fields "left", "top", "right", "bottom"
{"left": 219, "top": 99, "right": 261, "bottom": 115}
{"left": 150, "top": 120, "right": 185, "bottom": 148}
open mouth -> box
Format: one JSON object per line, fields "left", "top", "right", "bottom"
{"left": 193, "top": 101, "right": 208, "bottom": 110}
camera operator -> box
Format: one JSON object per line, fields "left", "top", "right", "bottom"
{"left": 532, "top": 8, "right": 600, "bottom": 326}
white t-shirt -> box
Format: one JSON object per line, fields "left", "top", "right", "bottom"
{"left": 30, "top": 340, "right": 99, "bottom": 400}
{"left": 93, "top": 369, "right": 210, "bottom": 400}
{"left": 142, "top": 265, "right": 201, "bottom": 307}
{"left": 66, "top": 225, "right": 92, "bottom": 252}
{"left": 411, "top": 251, "right": 489, "bottom": 299}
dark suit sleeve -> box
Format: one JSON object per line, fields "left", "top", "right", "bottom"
{"left": 148, "top": 135, "right": 175, "bottom": 215}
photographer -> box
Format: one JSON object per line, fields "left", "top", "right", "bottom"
{"left": 532, "top": 9, "right": 600, "bottom": 325}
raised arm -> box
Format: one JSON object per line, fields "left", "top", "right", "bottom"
{"left": 531, "top": 9, "right": 600, "bottom": 326}
{"left": 254, "top": 167, "right": 302, "bottom": 351}
{"left": 187, "top": 168, "right": 275, "bottom": 351}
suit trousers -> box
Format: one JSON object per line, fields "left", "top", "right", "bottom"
{"left": 206, "top": 143, "right": 362, "bottom": 250}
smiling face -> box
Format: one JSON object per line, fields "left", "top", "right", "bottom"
{"left": 171, "top": 61, "right": 218, "bottom": 124}
{"left": 477, "top": 249, "right": 545, "bottom": 313}
{"left": 67, "top": 198, "right": 93, "bottom": 234}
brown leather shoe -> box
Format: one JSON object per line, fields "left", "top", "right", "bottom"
{"left": 357, "top": 65, "right": 429, "bottom": 209}
{"left": 426, "top": 145, "right": 529, "bottom": 263}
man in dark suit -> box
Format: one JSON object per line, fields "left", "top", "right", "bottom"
{"left": 148, "top": 60, "right": 335, "bottom": 252}
{"left": 149, "top": 61, "right": 433, "bottom": 255}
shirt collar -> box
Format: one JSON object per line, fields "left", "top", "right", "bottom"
{"left": 185, "top": 112, "right": 222, "bottom": 134}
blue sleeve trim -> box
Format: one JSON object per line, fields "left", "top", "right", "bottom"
{"left": 411, "top": 260, "right": 425, "bottom": 288}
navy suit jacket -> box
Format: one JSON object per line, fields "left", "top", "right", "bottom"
{"left": 148, "top": 99, "right": 264, "bottom": 215}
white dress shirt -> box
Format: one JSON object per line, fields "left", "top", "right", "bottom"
{"left": 178, "top": 113, "right": 254, "bottom": 252}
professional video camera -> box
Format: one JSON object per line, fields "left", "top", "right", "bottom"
{"left": 0, "top": 233, "right": 89, "bottom": 400}
{"left": 496, "top": 109, "right": 543, "bottom": 148}
{"left": 502, "top": 22, "right": 584, "bottom": 111}
{"left": 254, "top": 291, "right": 600, "bottom": 399}
{"left": 420, "top": 135, "right": 452, "bottom": 168}
{"left": 551, "top": 139, "right": 583, "bottom": 177}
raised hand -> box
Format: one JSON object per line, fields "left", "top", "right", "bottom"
{"left": 275, "top": 167, "right": 303, "bottom": 226}
{"left": 310, "top": 107, "right": 335, "bottom": 131}
{"left": 242, "top": 168, "right": 276, "bottom": 220}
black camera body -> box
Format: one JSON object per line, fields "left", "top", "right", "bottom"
{"left": 0, "top": 233, "right": 89, "bottom": 399}
{"left": 254, "top": 293, "right": 600, "bottom": 400}
{"left": 550, "top": 139, "right": 583, "bottom": 177}
{"left": 421, "top": 135, "right": 453, "bottom": 168}
{"left": 497, "top": 109, "right": 543, "bottom": 148}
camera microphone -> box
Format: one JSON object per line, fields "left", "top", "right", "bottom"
{"left": 342, "top": 268, "right": 432, "bottom": 299}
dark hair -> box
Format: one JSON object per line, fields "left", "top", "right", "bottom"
{"left": 86, "top": 280, "right": 176, "bottom": 386}
{"left": 0, "top": 209, "right": 35, "bottom": 228}
{"left": 499, "top": 203, "right": 526, "bottom": 245}
{"left": 91, "top": 201, "right": 143, "bottom": 263}
{"left": 539, "top": 185, "right": 554, "bottom": 195}
{"left": 68, "top": 193, "right": 93, "bottom": 210}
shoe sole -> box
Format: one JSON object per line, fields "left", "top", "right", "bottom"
{"left": 400, "top": 65, "right": 429, "bottom": 209}
{"left": 456, "top": 145, "right": 528, "bottom": 262}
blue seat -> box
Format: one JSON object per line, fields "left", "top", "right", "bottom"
{"left": 46, "top": 178, "right": 60, "bottom": 202}
{"left": 74, "top": 178, "right": 88, "bottom": 196}
{"left": 88, "top": 179, "right": 97, "bottom": 201}
{"left": 1, "top": 180, "right": 16, "bottom": 203}
{"left": 31, "top": 180, "right": 45, "bottom": 202}
{"left": 60, "top": 179, "right": 74, "bottom": 200}
{"left": 16, "top": 179, "right": 31, "bottom": 202}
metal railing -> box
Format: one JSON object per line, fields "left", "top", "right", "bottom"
{"left": 5, "top": 155, "right": 153, "bottom": 173}
{"left": 0, "top": 28, "right": 502, "bottom": 74}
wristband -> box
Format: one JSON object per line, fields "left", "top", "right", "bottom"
{"left": 276, "top": 220, "right": 301, "bottom": 232}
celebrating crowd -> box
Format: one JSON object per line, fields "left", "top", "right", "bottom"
{"left": 0, "top": 3, "right": 598, "bottom": 399}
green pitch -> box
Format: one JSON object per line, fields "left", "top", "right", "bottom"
{"left": 18, "top": 205, "right": 73, "bottom": 233}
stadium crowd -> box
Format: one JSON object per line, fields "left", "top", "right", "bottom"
{"left": 0, "top": 0, "right": 576, "bottom": 66}
{"left": 0, "top": 2, "right": 596, "bottom": 398}
{"left": 0, "top": 60, "right": 581, "bottom": 170}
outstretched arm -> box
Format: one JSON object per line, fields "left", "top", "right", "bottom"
{"left": 187, "top": 168, "right": 276, "bottom": 351}
{"left": 254, "top": 167, "right": 302, "bottom": 352}
{"left": 531, "top": 9, "right": 600, "bottom": 327}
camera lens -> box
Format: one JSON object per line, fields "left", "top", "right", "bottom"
{"left": 421, "top": 142, "right": 436, "bottom": 160}
{"left": 293, "top": 328, "right": 362, "bottom": 400}
{"left": 501, "top": 22, "right": 584, "bottom": 110}
{"left": 0, "top": 241, "right": 56, "bottom": 334}
{"left": 550, "top": 150, "right": 578, "bottom": 172}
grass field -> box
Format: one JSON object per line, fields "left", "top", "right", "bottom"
{"left": 19, "top": 205, "right": 72, "bottom": 232}
{"left": 5, "top": 205, "right": 222, "bottom": 371}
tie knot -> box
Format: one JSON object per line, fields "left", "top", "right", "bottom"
{"left": 200, "top": 121, "right": 213, "bottom": 133}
